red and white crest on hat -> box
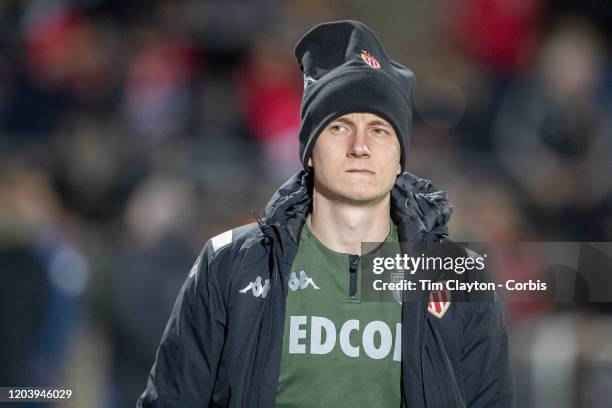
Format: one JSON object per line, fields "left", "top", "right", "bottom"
{"left": 360, "top": 50, "right": 381, "bottom": 69}
{"left": 427, "top": 284, "right": 451, "bottom": 318}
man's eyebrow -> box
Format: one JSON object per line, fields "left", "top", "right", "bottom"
{"left": 332, "top": 117, "right": 354, "bottom": 125}
{"left": 368, "top": 119, "right": 392, "bottom": 127}
{"left": 331, "top": 117, "right": 392, "bottom": 127}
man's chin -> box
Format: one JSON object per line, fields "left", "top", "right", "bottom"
{"left": 313, "top": 178, "right": 391, "bottom": 205}
{"left": 333, "top": 188, "right": 389, "bottom": 205}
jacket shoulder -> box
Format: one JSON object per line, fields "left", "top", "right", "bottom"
{"left": 206, "top": 222, "right": 262, "bottom": 256}
{"left": 192, "top": 222, "right": 265, "bottom": 278}
{"left": 198, "top": 222, "right": 264, "bottom": 266}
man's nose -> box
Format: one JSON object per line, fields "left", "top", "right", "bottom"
{"left": 347, "top": 127, "right": 371, "bottom": 157}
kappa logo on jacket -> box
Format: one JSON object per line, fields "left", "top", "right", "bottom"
{"left": 239, "top": 276, "right": 270, "bottom": 298}
{"left": 288, "top": 270, "right": 320, "bottom": 291}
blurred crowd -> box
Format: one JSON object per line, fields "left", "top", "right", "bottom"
{"left": 1, "top": 0, "right": 611, "bottom": 407}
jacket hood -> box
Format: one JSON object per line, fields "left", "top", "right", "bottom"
{"left": 262, "top": 170, "right": 452, "bottom": 245}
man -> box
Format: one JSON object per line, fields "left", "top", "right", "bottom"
{"left": 138, "top": 20, "right": 513, "bottom": 408}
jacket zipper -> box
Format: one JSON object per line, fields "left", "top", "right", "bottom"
{"left": 256, "top": 223, "right": 286, "bottom": 408}
{"left": 348, "top": 254, "right": 359, "bottom": 297}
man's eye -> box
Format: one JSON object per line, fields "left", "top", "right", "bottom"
{"left": 373, "top": 128, "right": 389, "bottom": 135}
{"left": 331, "top": 124, "right": 347, "bottom": 132}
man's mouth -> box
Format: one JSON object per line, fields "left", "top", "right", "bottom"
{"left": 346, "top": 168, "right": 375, "bottom": 175}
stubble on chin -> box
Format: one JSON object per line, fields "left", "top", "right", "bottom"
{"left": 324, "top": 183, "right": 389, "bottom": 206}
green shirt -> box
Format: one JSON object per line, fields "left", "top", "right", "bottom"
{"left": 275, "top": 221, "right": 402, "bottom": 408}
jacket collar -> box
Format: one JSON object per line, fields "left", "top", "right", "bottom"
{"left": 261, "top": 170, "right": 452, "bottom": 246}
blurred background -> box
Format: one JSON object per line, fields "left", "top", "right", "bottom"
{"left": 0, "top": 0, "right": 611, "bottom": 407}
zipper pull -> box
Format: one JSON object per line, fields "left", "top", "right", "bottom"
{"left": 348, "top": 254, "right": 359, "bottom": 297}
{"left": 251, "top": 209, "right": 269, "bottom": 235}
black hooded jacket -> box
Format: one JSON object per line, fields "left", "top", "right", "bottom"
{"left": 137, "top": 170, "right": 514, "bottom": 408}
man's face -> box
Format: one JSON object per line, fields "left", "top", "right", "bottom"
{"left": 308, "top": 112, "right": 402, "bottom": 204}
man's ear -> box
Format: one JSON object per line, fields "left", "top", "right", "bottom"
{"left": 396, "top": 163, "right": 401, "bottom": 175}
{"left": 308, "top": 157, "right": 313, "bottom": 167}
